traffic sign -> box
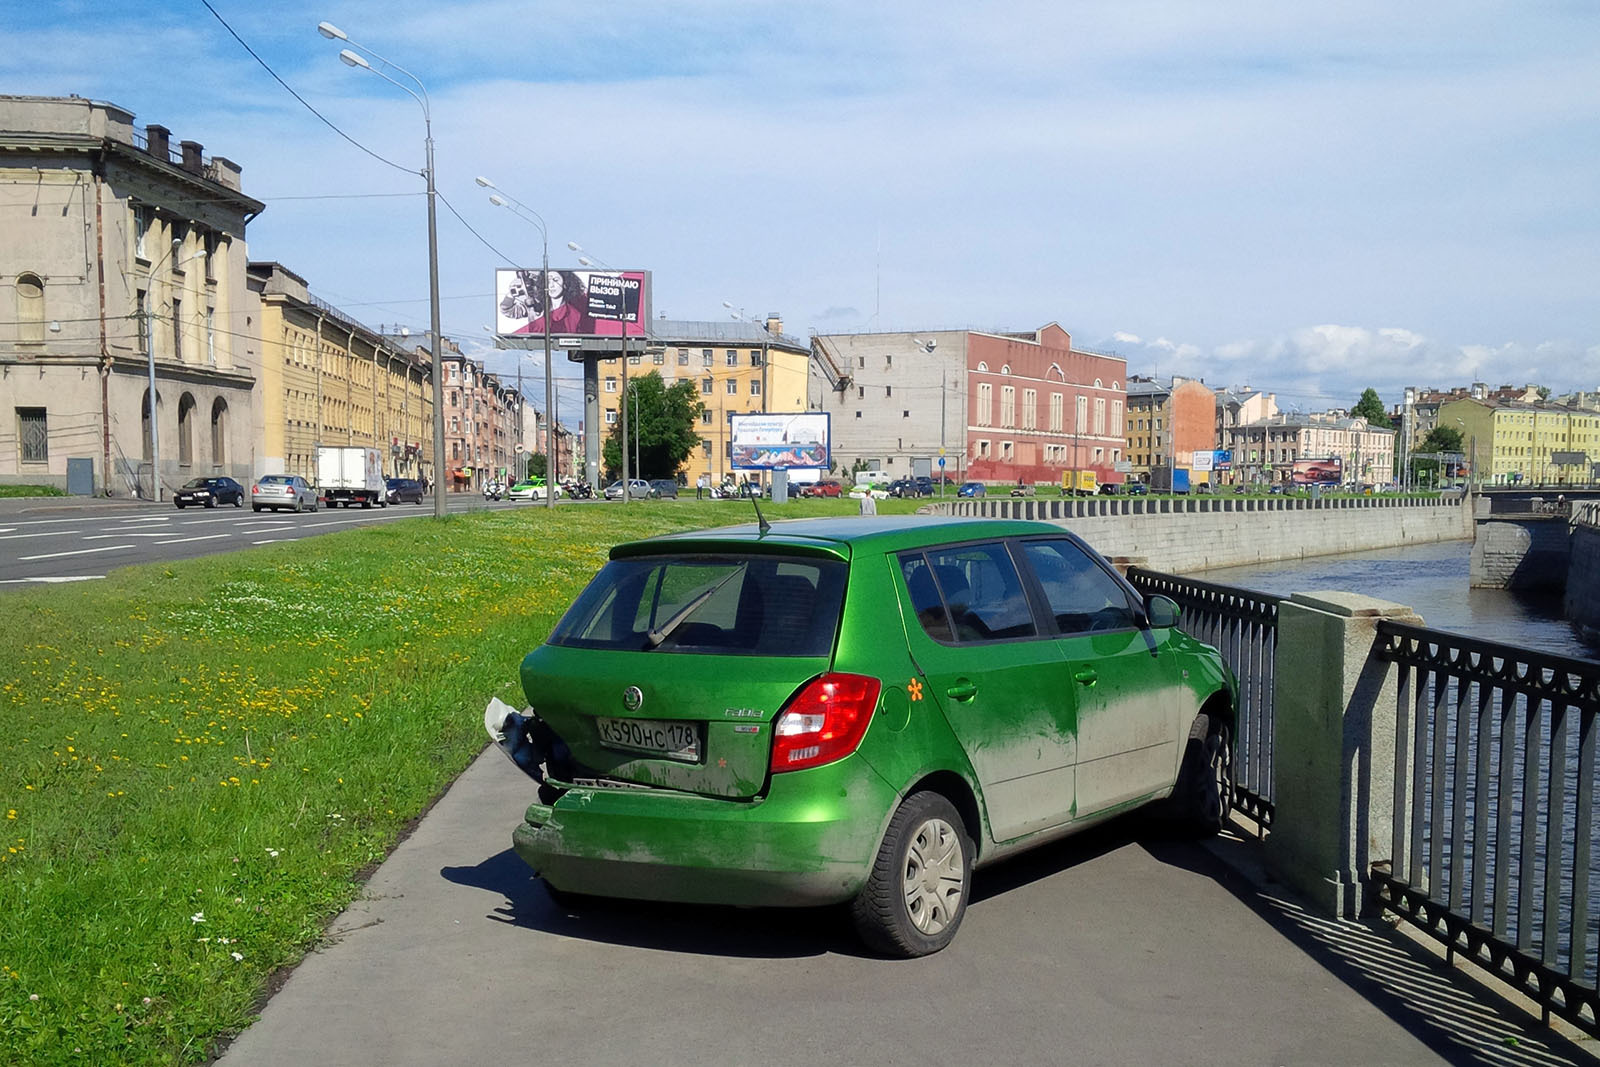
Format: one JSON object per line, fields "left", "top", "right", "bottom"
{"left": 938, "top": 457, "right": 946, "bottom": 468}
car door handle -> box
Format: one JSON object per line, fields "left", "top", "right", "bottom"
{"left": 946, "top": 681, "right": 978, "bottom": 702}
{"left": 1073, "top": 667, "right": 1098, "bottom": 686}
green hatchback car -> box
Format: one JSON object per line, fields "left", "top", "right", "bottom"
{"left": 486, "top": 516, "right": 1234, "bottom": 956}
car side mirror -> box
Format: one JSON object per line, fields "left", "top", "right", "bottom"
{"left": 1145, "top": 594, "right": 1181, "bottom": 629}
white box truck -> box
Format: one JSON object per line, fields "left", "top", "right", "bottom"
{"left": 317, "top": 445, "right": 387, "bottom": 508}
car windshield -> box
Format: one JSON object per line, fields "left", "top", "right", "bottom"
{"left": 259, "top": 475, "right": 291, "bottom": 485}
{"left": 182, "top": 479, "right": 207, "bottom": 488}
{"left": 549, "top": 554, "right": 847, "bottom": 657}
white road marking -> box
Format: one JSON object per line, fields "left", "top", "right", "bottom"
{"left": 251, "top": 538, "right": 302, "bottom": 545}
{"left": 0, "top": 530, "right": 79, "bottom": 540}
{"left": 0, "top": 575, "right": 104, "bottom": 584}
{"left": 84, "top": 532, "right": 188, "bottom": 540}
{"left": 20, "top": 544, "right": 135, "bottom": 560}
{"left": 153, "top": 534, "right": 231, "bottom": 545}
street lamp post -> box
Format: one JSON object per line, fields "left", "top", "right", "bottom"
{"left": 144, "top": 238, "right": 205, "bottom": 501}
{"left": 478, "top": 178, "right": 556, "bottom": 509}
{"left": 319, "top": 21, "right": 446, "bottom": 519}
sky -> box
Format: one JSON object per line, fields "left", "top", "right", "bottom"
{"left": 6, "top": 0, "right": 1599, "bottom": 415}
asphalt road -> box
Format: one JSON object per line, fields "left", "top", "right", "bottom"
{"left": 0, "top": 494, "right": 526, "bottom": 586}
{"left": 215, "top": 749, "right": 1596, "bottom": 1067}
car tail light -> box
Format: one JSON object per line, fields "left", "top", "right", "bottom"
{"left": 771, "top": 673, "right": 882, "bottom": 774}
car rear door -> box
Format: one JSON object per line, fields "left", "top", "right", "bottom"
{"left": 1015, "top": 537, "right": 1181, "bottom": 817}
{"left": 897, "top": 541, "right": 1075, "bottom": 841}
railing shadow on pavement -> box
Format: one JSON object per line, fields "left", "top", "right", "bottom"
{"left": 1190, "top": 818, "right": 1596, "bottom": 1067}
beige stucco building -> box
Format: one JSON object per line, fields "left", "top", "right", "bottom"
{"left": 0, "top": 95, "right": 262, "bottom": 494}
{"left": 246, "top": 262, "right": 434, "bottom": 484}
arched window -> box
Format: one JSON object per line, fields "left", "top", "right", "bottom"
{"left": 1001, "top": 364, "right": 1011, "bottom": 376}
{"left": 16, "top": 273, "right": 44, "bottom": 343}
{"left": 1094, "top": 378, "right": 1103, "bottom": 388}
{"left": 178, "top": 393, "right": 196, "bottom": 465}
{"left": 976, "top": 361, "right": 988, "bottom": 372}
{"left": 211, "top": 398, "right": 229, "bottom": 468}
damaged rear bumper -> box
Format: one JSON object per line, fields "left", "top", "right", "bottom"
{"left": 511, "top": 759, "right": 899, "bottom": 908}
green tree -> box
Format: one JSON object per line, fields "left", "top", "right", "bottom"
{"left": 1419, "top": 426, "right": 1463, "bottom": 454}
{"left": 1351, "top": 388, "right": 1391, "bottom": 428}
{"left": 602, "top": 372, "right": 705, "bottom": 481}
{"left": 522, "top": 452, "right": 548, "bottom": 481}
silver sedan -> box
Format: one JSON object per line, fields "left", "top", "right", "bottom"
{"left": 251, "top": 474, "right": 320, "bottom": 513}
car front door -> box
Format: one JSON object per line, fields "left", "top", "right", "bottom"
{"left": 1016, "top": 537, "right": 1181, "bottom": 818}
{"left": 898, "top": 542, "right": 1075, "bottom": 842}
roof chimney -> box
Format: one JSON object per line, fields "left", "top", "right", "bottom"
{"left": 145, "top": 124, "right": 171, "bottom": 161}
{"left": 765, "top": 312, "right": 782, "bottom": 335}
{"left": 180, "top": 140, "right": 204, "bottom": 174}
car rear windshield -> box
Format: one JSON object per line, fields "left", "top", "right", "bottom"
{"left": 549, "top": 553, "right": 846, "bottom": 656}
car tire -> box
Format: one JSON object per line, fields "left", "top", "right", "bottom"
{"left": 252, "top": 505, "right": 262, "bottom": 512}
{"left": 233, "top": 496, "right": 242, "bottom": 508}
{"left": 851, "top": 791, "right": 971, "bottom": 957}
{"left": 294, "top": 499, "right": 304, "bottom": 513}
{"left": 175, "top": 501, "right": 185, "bottom": 509}
{"left": 205, "top": 498, "right": 216, "bottom": 508}
{"left": 1173, "top": 712, "right": 1232, "bottom": 837}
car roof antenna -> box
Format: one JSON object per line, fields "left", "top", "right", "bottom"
{"left": 751, "top": 494, "right": 771, "bottom": 536}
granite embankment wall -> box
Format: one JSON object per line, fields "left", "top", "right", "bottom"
{"left": 1564, "top": 504, "right": 1600, "bottom": 641}
{"left": 933, "top": 495, "right": 1473, "bottom": 573}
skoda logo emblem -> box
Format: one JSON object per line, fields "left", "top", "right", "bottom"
{"left": 622, "top": 686, "right": 644, "bottom": 711}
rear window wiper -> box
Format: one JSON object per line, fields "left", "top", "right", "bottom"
{"left": 644, "top": 565, "right": 745, "bottom": 649}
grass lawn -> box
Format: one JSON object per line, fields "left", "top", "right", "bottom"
{"left": 0, "top": 497, "right": 903, "bottom": 1064}
{"left": 0, "top": 486, "right": 67, "bottom": 499}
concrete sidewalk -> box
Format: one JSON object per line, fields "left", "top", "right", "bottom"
{"left": 216, "top": 749, "right": 1595, "bottom": 1067}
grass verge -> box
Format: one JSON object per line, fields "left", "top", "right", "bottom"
{"left": 0, "top": 486, "right": 67, "bottom": 499}
{"left": 1, "top": 499, "right": 893, "bottom": 1064}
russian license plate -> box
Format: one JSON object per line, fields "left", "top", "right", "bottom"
{"left": 596, "top": 718, "right": 701, "bottom": 762}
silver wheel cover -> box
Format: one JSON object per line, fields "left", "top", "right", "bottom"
{"left": 901, "top": 817, "right": 965, "bottom": 935}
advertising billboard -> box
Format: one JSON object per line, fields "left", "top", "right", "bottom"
{"left": 1191, "top": 450, "right": 1214, "bottom": 472}
{"left": 494, "top": 269, "right": 651, "bottom": 340}
{"left": 1192, "top": 450, "right": 1232, "bottom": 472}
{"left": 1291, "top": 457, "right": 1343, "bottom": 487}
{"left": 729, "top": 413, "right": 830, "bottom": 471}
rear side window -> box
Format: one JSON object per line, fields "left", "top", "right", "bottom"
{"left": 549, "top": 554, "right": 846, "bottom": 656}
{"left": 1019, "top": 539, "right": 1138, "bottom": 635}
{"left": 900, "top": 543, "right": 1036, "bottom": 643}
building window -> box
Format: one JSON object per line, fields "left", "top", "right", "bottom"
{"left": 726, "top": 350, "right": 738, "bottom": 367}
{"left": 206, "top": 307, "right": 216, "bottom": 364}
{"left": 702, "top": 349, "right": 713, "bottom": 367}
{"left": 137, "top": 289, "right": 150, "bottom": 354}
{"left": 858, "top": 386, "right": 865, "bottom": 399}
{"left": 701, "top": 411, "right": 712, "bottom": 425}
{"left": 903, "top": 410, "right": 910, "bottom": 418}
{"left": 628, "top": 354, "right": 641, "bottom": 365}
{"left": 605, "top": 410, "right": 617, "bottom": 424}
{"left": 1112, "top": 399, "right": 1122, "bottom": 428}
{"left": 750, "top": 380, "right": 761, "bottom": 396}
{"left": 652, "top": 351, "right": 664, "bottom": 365}
{"left": 1023, "top": 389, "right": 1037, "bottom": 430}
{"left": 886, "top": 354, "right": 893, "bottom": 367}
{"left": 17, "top": 408, "right": 47, "bottom": 463}
{"left": 1094, "top": 398, "right": 1106, "bottom": 435}
{"left": 726, "top": 380, "right": 738, "bottom": 395}
{"left": 134, "top": 205, "right": 154, "bottom": 260}
{"left": 750, "top": 351, "right": 762, "bottom": 366}
{"left": 172, "top": 298, "right": 183, "bottom": 361}
{"left": 701, "top": 378, "right": 713, "bottom": 394}
{"left": 177, "top": 394, "right": 195, "bottom": 465}
{"left": 677, "top": 350, "right": 689, "bottom": 366}
{"left": 702, "top": 439, "right": 712, "bottom": 457}
{"left": 15, "top": 273, "right": 45, "bottom": 343}
{"left": 977, "top": 439, "right": 990, "bottom": 457}
{"left": 977, "top": 383, "right": 993, "bottom": 426}
{"left": 856, "top": 411, "right": 862, "bottom": 419}
{"left": 204, "top": 232, "right": 219, "bottom": 280}
{"left": 1002, "top": 441, "right": 1014, "bottom": 460}
{"left": 211, "top": 398, "right": 228, "bottom": 466}
{"left": 1050, "top": 392, "right": 1063, "bottom": 432}
{"left": 605, "top": 377, "right": 617, "bottom": 392}
{"left": 1076, "top": 395, "right": 1088, "bottom": 434}
{"left": 886, "top": 386, "right": 892, "bottom": 397}
{"left": 1001, "top": 386, "right": 1015, "bottom": 428}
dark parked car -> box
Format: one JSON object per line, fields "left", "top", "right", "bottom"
{"left": 1098, "top": 482, "right": 1122, "bottom": 496}
{"left": 887, "top": 479, "right": 925, "bottom": 498}
{"left": 648, "top": 480, "right": 680, "bottom": 499}
{"left": 957, "top": 481, "right": 986, "bottom": 498}
{"left": 384, "top": 477, "right": 425, "bottom": 505}
{"left": 1125, "top": 483, "right": 1149, "bottom": 496}
{"left": 174, "top": 476, "right": 245, "bottom": 509}
{"left": 486, "top": 516, "right": 1235, "bottom": 957}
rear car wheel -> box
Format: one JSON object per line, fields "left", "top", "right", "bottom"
{"left": 851, "top": 791, "right": 971, "bottom": 957}
{"left": 1174, "top": 712, "right": 1232, "bottom": 837}
{"left": 233, "top": 495, "right": 242, "bottom": 508}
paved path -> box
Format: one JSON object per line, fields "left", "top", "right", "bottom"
{"left": 217, "top": 749, "right": 1595, "bottom": 1067}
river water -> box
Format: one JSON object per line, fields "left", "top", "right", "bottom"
{"left": 1194, "top": 537, "right": 1596, "bottom": 661}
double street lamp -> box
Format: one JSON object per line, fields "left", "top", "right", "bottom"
{"left": 318, "top": 20, "right": 446, "bottom": 518}
{"left": 478, "top": 177, "right": 556, "bottom": 510}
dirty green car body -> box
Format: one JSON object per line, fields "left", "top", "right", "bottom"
{"left": 503, "top": 516, "right": 1233, "bottom": 935}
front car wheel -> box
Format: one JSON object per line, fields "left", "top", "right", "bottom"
{"left": 851, "top": 792, "right": 971, "bottom": 957}
{"left": 1174, "top": 712, "right": 1233, "bottom": 836}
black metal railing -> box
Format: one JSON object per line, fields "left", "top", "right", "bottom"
{"left": 1126, "top": 568, "right": 1281, "bottom": 831}
{"left": 1373, "top": 620, "right": 1600, "bottom": 1035}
